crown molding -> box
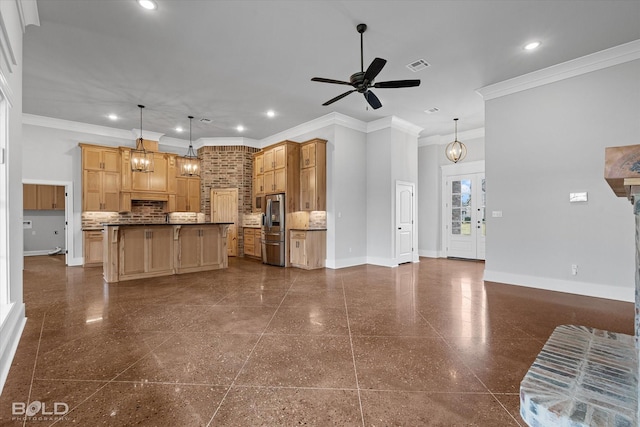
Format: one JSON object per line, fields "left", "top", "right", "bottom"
{"left": 197, "top": 137, "right": 260, "bottom": 149}
{"left": 23, "top": 114, "right": 133, "bottom": 140}
{"left": 367, "top": 116, "right": 423, "bottom": 137}
{"left": 477, "top": 39, "right": 640, "bottom": 101}
{"left": 259, "top": 112, "right": 367, "bottom": 147}
{"left": 16, "top": 0, "right": 39, "bottom": 31}
{"left": 418, "top": 127, "right": 485, "bottom": 147}
{"left": 131, "top": 128, "right": 164, "bottom": 142}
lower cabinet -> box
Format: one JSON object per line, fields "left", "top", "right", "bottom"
{"left": 119, "top": 226, "right": 174, "bottom": 280}
{"left": 175, "top": 224, "right": 227, "bottom": 273}
{"left": 290, "top": 230, "right": 326, "bottom": 270}
{"left": 83, "top": 230, "right": 104, "bottom": 267}
{"left": 243, "top": 228, "right": 261, "bottom": 258}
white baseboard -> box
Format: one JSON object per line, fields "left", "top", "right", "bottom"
{"left": 68, "top": 257, "right": 83, "bottom": 267}
{"left": 0, "top": 302, "right": 26, "bottom": 395}
{"left": 366, "top": 257, "right": 397, "bottom": 268}
{"left": 418, "top": 249, "right": 439, "bottom": 258}
{"left": 326, "top": 256, "right": 367, "bottom": 269}
{"left": 483, "top": 269, "right": 634, "bottom": 303}
{"left": 23, "top": 250, "right": 51, "bottom": 256}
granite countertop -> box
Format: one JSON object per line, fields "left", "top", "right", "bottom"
{"left": 82, "top": 227, "right": 104, "bottom": 231}
{"left": 102, "top": 222, "right": 234, "bottom": 226}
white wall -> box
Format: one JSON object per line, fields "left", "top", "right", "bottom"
{"left": 23, "top": 211, "right": 66, "bottom": 253}
{"left": 484, "top": 59, "right": 640, "bottom": 302}
{"left": 417, "top": 134, "right": 485, "bottom": 257}
{"left": 22, "top": 124, "right": 132, "bottom": 263}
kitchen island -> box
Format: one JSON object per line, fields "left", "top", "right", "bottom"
{"left": 103, "top": 223, "right": 231, "bottom": 283}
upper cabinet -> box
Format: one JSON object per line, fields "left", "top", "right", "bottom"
{"left": 80, "top": 144, "right": 121, "bottom": 212}
{"left": 23, "top": 184, "right": 65, "bottom": 210}
{"left": 260, "top": 141, "right": 300, "bottom": 210}
{"left": 299, "top": 139, "right": 326, "bottom": 211}
{"left": 173, "top": 177, "right": 201, "bottom": 212}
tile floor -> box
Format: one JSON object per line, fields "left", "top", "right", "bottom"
{"left": 0, "top": 255, "right": 634, "bottom": 426}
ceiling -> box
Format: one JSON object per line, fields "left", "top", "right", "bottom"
{"left": 23, "top": 0, "right": 640, "bottom": 144}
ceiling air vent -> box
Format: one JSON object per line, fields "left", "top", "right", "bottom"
{"left": 406, "top": 59, "right": 430, "bottom": 72}
{"left": 200, "top": 118, "right": 212, "bottom": 124}
{"left": 424, "top": 107, "right": 440, "bottom": 114}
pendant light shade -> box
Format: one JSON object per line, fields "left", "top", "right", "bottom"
{"left": 445, "top": 118, "right": 467, "bottom": 164}
{"left": 130, "top": 105, "right": 154, "bottom": 172}
{"left": 178, "top": 116, "right": 201, "bottom": 177}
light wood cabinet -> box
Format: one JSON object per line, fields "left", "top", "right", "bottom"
{"left": 290, "top": 230, "right": 326, "bottom": 270}
{"left": 83, "top": 230, "right": 104, "bottom": 267}
{"left": 299, "top": 139, "right": 326, "bottom": 211}
{"left": 81, "top": 144, "right": 121, "bottom": 212}
{"left": 212, "top": 188, "right": 238, "bottom": 257}
{"left": 118, "top": 226, "right": 174, "bottom": 280}
{"left": 175, "top": 225, "right": 225, "bottom": 273}
{"left": 174, "top": 177, "right": 201, "bottom": 212}
{"left": 254, "top": 152, "right": 264, "bottom": 176}
{"left": 243, "top": 228, "right": 261, "bottom": 258}
{"left": 23, "top": 184, "right": 37, "bottom": 210}
{"left": 23, "top": 184, "right": 65, "bottom": 210}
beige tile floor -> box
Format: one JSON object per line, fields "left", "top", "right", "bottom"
{"left": 0, "top": 255, "right": 634, "bottom": 426}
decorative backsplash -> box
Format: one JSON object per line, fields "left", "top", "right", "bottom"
{"left": 82, "top": 201, "right": 199, "bottom": 229}
{"left": 287, "top": 210, "right": 327, "bottom": 230}
{"left": 309, "top": 210, "right": 327, "bottom": 229}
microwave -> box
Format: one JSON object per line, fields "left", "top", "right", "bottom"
{"left": 254, "top": 195, "right": 264, "bottom": 213}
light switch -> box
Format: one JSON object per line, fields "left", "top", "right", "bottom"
{"left": 491, "top": 211, "right": 503, "bottom": 218}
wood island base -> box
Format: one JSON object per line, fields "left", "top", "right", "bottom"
{"left": 103, "top": 223, "right": 229, "bottom": 283}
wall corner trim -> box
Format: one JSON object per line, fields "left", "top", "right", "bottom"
{"left": 476, "top": 39, "right": 640, "bottom": 101}
{"left": 0, "top": 302, "right": 26, "bottom": 394}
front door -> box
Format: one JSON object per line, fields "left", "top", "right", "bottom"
{"left": 396, "top": 181, "right": 414, "bottom": 264}
{"left": 446, "top": 174, "right": 485, "bottom": 260}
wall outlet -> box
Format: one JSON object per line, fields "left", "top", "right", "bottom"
{"left": 571, "top": 264, "right": 578, "bottom": 276}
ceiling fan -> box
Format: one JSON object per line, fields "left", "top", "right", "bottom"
{"left": 311, "top": 23, "right": 421, "bottom": 110}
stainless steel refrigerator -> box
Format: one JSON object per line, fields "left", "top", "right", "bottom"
{"left": 262, "top": 193, "right": 285, "bottom": 266}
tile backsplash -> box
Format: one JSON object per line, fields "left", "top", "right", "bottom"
{"left": 82, "top": 201, "right": 198, "bottom": 229}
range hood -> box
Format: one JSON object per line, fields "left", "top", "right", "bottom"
{"left": 128, "top": 192, "right": 169, "bottom": 202}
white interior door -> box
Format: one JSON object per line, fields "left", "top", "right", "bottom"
{"left": 396, "top": 181, "right": 414, "bottom": 264}
{"left": 446, "top": 174, "right": 485, "bottom": 260}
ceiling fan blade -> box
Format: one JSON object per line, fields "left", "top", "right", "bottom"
{"left": 311, "top": 77, "right": 352, "bottom": 85}
{"left": 374, "top": 79, "right": 421, "bottom": 89}
{"left": 363, "top": 57, "right": 387, "bottom": 83}
{"left": 363, "top": 91, "right": 382, "bottom": 109}
{"left": 322, "top": 89, "right": 357, "bottom": 106}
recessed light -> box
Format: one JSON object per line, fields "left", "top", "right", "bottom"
{"left": 236, "top": 125, "right": 245, "bottom": 132}
{"left": 266, "top": 110, "right": 275, "bottom": 118}
{"left": 524, "top": 41, "right": 541, "bottom": 51}
{"left": 175, "top": 126, "right": 183, "bottom": 133}
{"left": 108, "top": 114, "right": 118, "bottom": 121}
{"left": 137, "top": 0, "right": 157, "bottom": 10}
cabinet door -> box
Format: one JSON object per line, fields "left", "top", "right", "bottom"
{"left": 148, "top": 227, "right": 173, "bottom": 273}
{"left": 290, "top": 235, "right": 306, "bottom": 266}
{"left": 54, "top": 186, "right": 66, "bottom": 210}
{"left": 243, "top": 229, "right": 255, "bottom": 256}
{"left": 274, "top": 168, "right": 286, "bottom": 193}
{"left": 255, "top": 174, "right": 264, "bottom": 196}
{"left": 201, "top": 226, "right": 222, "bottom": 266}
{"left": 149, "top": 153, "right": 168, "bottom": 192}
{"left": 23, "top": 184, "right": 38, "bottom": 210}
{"left": 301, "top": 143, "right": 316, "bottom": 168}
{"left": 83, "top": 170, "right": 103, "bottom": 211}
{"left": 132, "top": 166, "right": 150, "bottom": 191}
{"left": 300, "top": 168, "right": 315, "bottom": 211}
{"left": 263, "top": 171, "right": 274, "bottom": 194}
{"left": 253, "top": 230, "right": 262, "bottom": 258}
{"left": 84, "top": 231, "right": 104, "bottom": 266}
{"left": 82, "top": 146, "right": 104, "bottom": 171}
{"left": 227, "top": 224, "right": 238, "bottom": 257}
{"left": 120, "top": 228, "right": 146, "bottom": 275}
{"left": 102, "top": 149, "right": 120, "bottom": 172}
{"left": 263, "top": 149, "right": 274, "bottom": 172}
{"left": 37, "top": 185, "right": 55, "bottom": 210}
{"left": 254, "top": 153, "right": 264, "bottom": 176}
{"left": 178, "top": 226, "right": 201, "bottom": 269}
{"left": 273, "top": 145, "right": 286, "bottom": 169}
{"left": 102, "top": 172, "right": 120, "bottom": 211}
{"left": 175, "top": 178, "right": 188, "bottom": 212}
{"left": 187, "top": 178, "right": 200, "bottom": 212}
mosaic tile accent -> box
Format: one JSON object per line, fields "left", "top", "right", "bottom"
{"left": 520, "top": 324, "right": 638, "bottom": 427}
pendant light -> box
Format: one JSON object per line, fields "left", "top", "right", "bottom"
{"left": 445, "top": 118, "right": 467, "bottom": 163}
{"left": 130, "top": 105, "right": 154, "bottom": 172}
{"left": 179, "top": 115, "right": 201, "bottom": 176}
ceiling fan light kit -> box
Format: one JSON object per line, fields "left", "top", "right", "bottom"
{"left": 311, "top": 23, "right": 421, "bottom": 110}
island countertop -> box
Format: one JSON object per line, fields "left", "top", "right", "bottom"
{"left": 102, "top": 222, "right": 234, "bottom": 226}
